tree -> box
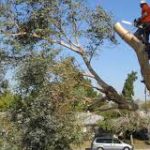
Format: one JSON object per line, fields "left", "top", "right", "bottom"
{"left": 122, "top": 71, "right": 137, "bottom": 101}
{"left": 0, "top": 0, "right": 138, "bottom": 110}
{"left": 0, "top": 51, "right": 9, "bottom": 95}
{"left": 11, "top": 54, "right": 100, "bottom": 149}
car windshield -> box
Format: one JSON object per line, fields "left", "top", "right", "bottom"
{"left": 96, "top": 138, "right": 112, "bottom": 143}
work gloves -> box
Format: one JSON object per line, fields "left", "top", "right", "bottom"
{"left": 134, "top": 18, "right": 141, "bottom": 27}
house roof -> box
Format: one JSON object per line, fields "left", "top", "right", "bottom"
{"left": 77, "top": 112, "right": 103, "bottom": 125}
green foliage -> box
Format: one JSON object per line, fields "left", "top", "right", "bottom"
{"left": 87, "top": 6, "right": 116, "bottom": 45}
{"left": 98, "top": 118, "right": 114, "bottom": 132}
{"left": 98, "top": 109, "right": 121, "bottom": 132}
{"left": 11, "top": 56, "right": 95, "bottom": 149}
{"left": 0, "top": 92, "right": 16, "bottom": 111}
{"left": 17, "top": 57, "right": 49, "bottom": 94}
{"left": 12, "top": 95, "right": 81, "bottom": 150}
{"left": 48, "top": 57, "right": 99, "bottom": 111}
{"left": 122, "top": 71, "right": 137, "bottom": 101}
{"left": 0, "top": 0, "right": 115, "bottom": 54}
{"left": 0, "top": 112, "right": 22, "bottom": 150}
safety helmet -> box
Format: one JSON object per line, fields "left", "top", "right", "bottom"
{"left": 140, "top": 0, "right": 146, "bottom": 4}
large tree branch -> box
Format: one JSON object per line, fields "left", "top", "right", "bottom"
{"left": 53, "top": 35, "right": 138, "bottom": 110}
{"left": 57, "top": 40, "right": 83, "bottom": 54}
{"left": 81, "top": 55, "right": 138, "bottom": 110}
{"left": 82, "top": 56, "right": 110, "bottom": 89}
{"left": 5, "top": 29, "right": 138, "bottom": 110}
{"left": 114, "top": 22, "right": 150, "bottom": 92}
{"left": 3, "top": 31, "right": 83, "bottom": 54}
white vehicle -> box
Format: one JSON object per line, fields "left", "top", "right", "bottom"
{"left": 91, "top": 136, "right": 133, "bottom": 150}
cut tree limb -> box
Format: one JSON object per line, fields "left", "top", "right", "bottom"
{"left": 114, "top": 22, "right": 150, "bottom": 92}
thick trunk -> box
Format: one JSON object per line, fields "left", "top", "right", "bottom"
{"left": 83, "top": 55, "right": 138, "bottom": 111}
{"left": 114, "top": 22, "right": 150, "bottom": 92}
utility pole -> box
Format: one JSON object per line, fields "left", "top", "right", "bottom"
{"left": 144, "top": 85, "right": 148, "bottom": 114}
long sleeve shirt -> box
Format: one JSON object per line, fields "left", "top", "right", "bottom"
{"left": 140, "top": 3, "right": 150, "bottom": 23}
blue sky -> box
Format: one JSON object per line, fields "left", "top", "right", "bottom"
{"left": 86, "top": 0, "right": 148, "bottom": 100}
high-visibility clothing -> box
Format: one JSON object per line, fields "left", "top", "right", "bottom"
{"left": 140, "top": 3, "right": 150, "bottom": 23}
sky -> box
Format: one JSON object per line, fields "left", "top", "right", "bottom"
{"left": 85, "top": 0, "right": 148, "bottom": 100}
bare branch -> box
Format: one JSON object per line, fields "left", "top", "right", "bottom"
{"left": 82, "top": 72, "right": 95, "bottom": 78}
{"left": 3, "top": 31, "right": 84, "bottom": 55}
{"left": 57, "top": 40, "right": 83, "bottom": 54}
{"left": 82, "top": 55, "right": 110, "bottom": 89}
{"left": 58, "top": 27, "right": 80, "bottom": 48}
{"left": 3, "top": 31, "right": 27, "bottom": 37}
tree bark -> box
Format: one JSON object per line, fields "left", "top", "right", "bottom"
{"left": 114, "top": 22, "right": 150, "bottom": 92}
{"left": 82, "top": 55, "right": 138, "bottom": 111}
